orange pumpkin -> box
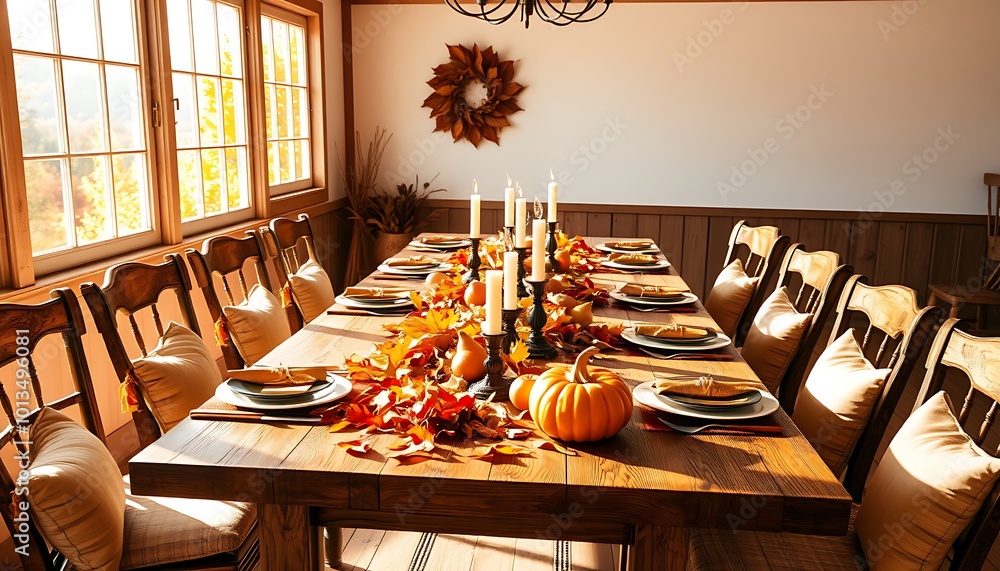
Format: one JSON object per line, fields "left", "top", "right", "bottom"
{"left": 528, "top": 347, "right": 632, "bottom": 442}
{"left": 509, "top": 374, "right": 538, "bottom": 410}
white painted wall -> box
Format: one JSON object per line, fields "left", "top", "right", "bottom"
{"left": 323, "top": 0, "right": 347, "bottom": 200}
{"left": 349, "top": 0, "right": 1000, "bottom": 215}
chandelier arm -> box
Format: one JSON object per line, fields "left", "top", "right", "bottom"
{"left": 539, "top": 0, "right": 599, "bottom": 20}
{"left": 483, "top": 0, "right": 521, "bottom": 23}
{"left": 540, "top": 0, "right": 607, "bottom": 23}
{"left": 446, "top": 0, "right": 517, "bottom": 19}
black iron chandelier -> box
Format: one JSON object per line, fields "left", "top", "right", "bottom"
{"left": 445, "top": 0, "right": 612, "bottom": 28}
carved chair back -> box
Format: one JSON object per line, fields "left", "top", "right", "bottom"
{"left": 722, "top": 220, "right": 791, "bottom": 342}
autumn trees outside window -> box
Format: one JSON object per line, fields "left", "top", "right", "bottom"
{"left": 0, "top": 0, "right": 326, "bottom": 285}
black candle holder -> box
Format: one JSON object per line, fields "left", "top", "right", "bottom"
{"left": 470, "top": 333, "right": 509, "bottom": 401}
{"left": 526, "top": 279, "right": 558, "bottom": 360}
{"left": 546, "top": 221, "right": 561, "bottom": 273}
{"left": 515, "top": 247, "right": 529, "bottom": 298}
{"left": 464, "top": 236, "right": 482, "bottom": 284}
{"left": 502, "top": 308, "right": 522, "bottom": 354}
{"left": 504, "top": 225, "right": 515, "bottom": 240}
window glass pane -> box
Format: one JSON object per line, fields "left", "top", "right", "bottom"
{"left": 218, "top": 3, "right": 242, "bottom": 78}
{"left": 71, "top": 156, "right": 113, "bottom": 245}
{"left": 25, "top": 158, "right": 71, "bottom": 253}
{"left": 197, "top": 75, "right": 221, "bottom": 146}
{"left": 62, "top": 60, "right": 107, "bottom": 153}
{"left": 277, "top": 140, "right": 290, "bottom": 183}
{"left": 178, "top": 149, "right": 202, "bottom": 220}
{"left": 261, "top": 17, "right": 273, "bottom": 82}
{"left": 191, "top": 0, "right": 219, "bottom": 75}
{"left": 289, "top": 23, "right": 302, "bottom": 85}
{"left": 267, "top": 141, "right": 277, "bottom": 185}
{"left": 56, "top": 0, "right": 100, "bottom": 59}
{"left": 291, "top": 86, "right": 305, "bottom": 138}
{"left": 263, "top": 11, "right": 310, "bottom": 192}
{"left": 166, "top": 0, "right": 193, "bottom": 72}
{"left": 294, "top": 140, "right": 309, "bottom": 182}
{"left": 275, "top": 85, "right": 289, "bottom": 139}
{"left": 99, "top": 0, "right": 136, "bottom": 63}
{"left": 112, "top": 153, "right": 149, "bottom": 236}
{"left": 7, "top": 0, "right": 56, "bottom": 53}
{"left": 201, "top": 148, "right": 223, "bottom": 215}
{"left": 172, "top": 73, "right": 198, "bottom": 148}
{"left": 106, "top": 65, "right": 143, "bottom": 151}
{"left": 14, "top": 55, "right": 66, "bottom": 156}
{"left": 221, "top": 78, "right": 245, "bottom": 145}
{"left": 225, "top": 147, "right": 247, "bottom": 210}
{"left": 264, "top": 83, "right": 275, "bottom": 139}
{"left": 272, "top": 20, "right": 288, "bottom": 84}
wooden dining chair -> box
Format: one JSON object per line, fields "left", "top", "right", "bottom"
{"left": 269, "top": 213, "right": 337, "bottom": 324}
{"left": 80, "top": 254, "right": 202, "bottom": 448}
{"left": 927, "top": 173, "right": 1000, "bottom": 332}
{"left": 768, "top": 245, "right": 853, "bottom": 411}
{"left": 270, "top": 213, "right": 322, "bottom": 278}
{"left": 186, "top": 231, "right": 285, "bottom": 370}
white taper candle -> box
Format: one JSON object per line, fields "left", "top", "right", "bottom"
{"left": 531, "top": 219, "right": 546, "bottom": 281}
{"left": 503, "top": 251, "right": 519, "bottom": 310}
{"left": 484, "top": 270, "right": 503, "bottom": 336}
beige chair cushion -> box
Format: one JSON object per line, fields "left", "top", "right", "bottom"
{"left": 704, "top": 259, "right": 759, "bottom": 337}
{"left": 132, "top": 322, "right": 222, "bottom": 432}
{"left": 289, "top": 258, "right": 336, "bottom": 322}
{"left": 792, "top": 330, "right": 891, "bottom": 476}
{"left": 223, "top": 283, "right": 292, "bottom": 365}
{"left": 120, "top": 475, "right": 256, "bottom": 569}
{"left": 689, "top": 504, "right": 864, "bottom": 570}
{"left": 855, "top": 391, "right": 1000, "bottom": 570}
{"left": 28, "top": 407, "right": 125, "bottom": 571}
{"left": 740, "top": 286, "right": 813, "bottom": 393}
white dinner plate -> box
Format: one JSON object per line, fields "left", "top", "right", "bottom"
{"left": 596, "top": 243, "right": 660, "bottom": 255}
{"left": 335, "top": 294, "right": 413, "bottom": 309}
{"left": 215, "top": 372, "right": 352, "bottom": 411}
{"left": 633, "top": 381, "right": 779, "bottom": 421}
{"left": 377, "top": 262, "right": 452, "bottom": 276}
{"left": 609, "top": 291, "right": 699, "bottom": 307}
{"left": 622, "top": 328, "right": 732, "bottom": 352}
{"left": 602, "top": 259, "right": 671, "bottom": 272}
{"left": 408, "top": 238, "right": 471, "bottom": 251}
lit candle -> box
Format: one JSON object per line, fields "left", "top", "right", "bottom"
{"left": 531, "top": 219, "right": 546, "bottom": 281}
{"left": 514, "top": 187, "right": 527, "bottom": 248}
{"left": 504, "top": 174, "right": 515, "bottom": 227}
{"left": 547, "top": 169, "right": 559, "bottom": 222}
{"left": 470, "top": 180, "right": 481, "bottom": 238}
{"left": 503, "top": 251, "right": 519, "bottom": 310}
{"left": 484, "top": 270, "right": 503, "bottom": 335}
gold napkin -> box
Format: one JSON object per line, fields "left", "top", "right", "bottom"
{"left": 655, "top": 376, "right": 758, "bottom": 399}
{"left": 343, "top": 287, "right": 410, "bottom": 300}
{"left": 607, "top": 240, "right": 654, "bottom": 249}
{"left": 619, "top": 284, "right": 690, "bottom": 298}
{"left": 386, "top": 256, "right": 437, "bottom": 268}
{"left": 635, "top": 324, "right": 710, "bottom": 340}
{"left": 422, "top": 236, "right": 461, "bottom": 245}
{"left": 609, "top": 253, "right": 659, "bottom": 265}
{"left": 228, "top": 366, "right": 327, "bottom": 386}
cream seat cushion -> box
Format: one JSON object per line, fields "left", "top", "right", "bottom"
{"left": 131, "top": 321, "right": 222, "bottom": 432}
{"left": 289, "top": 258, "right": 336, "bottom": 322}
{"left": 223, "top": 283, "right": 292, "bottom": 365}
{"left": 120, "top": 475, "right": 256, "bottom": 569}
{"left": 704, "top": 259, "right": 759, "bottom": 337}
{"left": 28, "top": 407, "right": 125, "bottom": 570}
{"left": 792, "top": 330, "right": 891, "bottom": 476}
{"left": 740, "top": 286, "right": 812, "bottom": 393}
{"left": 855, "top": 391, "right": 1000, "bottom": 570}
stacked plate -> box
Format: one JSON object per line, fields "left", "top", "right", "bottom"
{"left": 377, "top": 256, "right": 451, "bottom": 277}
{"left": 633, "top": 381, "right": 779, "bottom": 421}
{"left": 335, "top": 288, "right": 414, "bottom": 314}
{"left": 409, "top": 236, "right": 472, "bottom": 251}
{"left": 602, "top": 253, "right": 671, "bottom": 272}
{"left": 622, "top": 326, "right": 732, "bottom": 352}
{"left": 609, "top": 287, "right": 698, "bottom": 308}
{"left": 218, "top": 372, "right": 352, "bottom": 411}
{"left": 596, "top": 240, "right": 660, "bottom": 254}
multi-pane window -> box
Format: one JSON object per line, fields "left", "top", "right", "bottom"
{"left": 8, "top": 0, "right": 154, "bottom": 262}
{"left": 166, "top": 0, "right": 251, "bottom": 224}
{"left": 262, "top": 5, "right": 311, "bottom": 195}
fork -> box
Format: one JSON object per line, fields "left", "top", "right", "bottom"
{"left": 657, "top": 418, "right": 728, "bottom": 434}
{"left": 632, "top": 306, "right": 692, "bottom": 313}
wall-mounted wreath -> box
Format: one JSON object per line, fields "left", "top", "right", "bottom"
{"left": 422, "top": 44, "right": 525, "bottom": 148}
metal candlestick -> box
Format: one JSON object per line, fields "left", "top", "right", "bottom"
{"left": 502, "top": 308, "right": 522, "bottom": 354}
{"left": 526, "top": 279, "right": 558, "bottom": 360}
{"left": 546, "top": 221, "right": 561, "bottom": 273}
{"left": 504, "top": 226, "right": 515, "bottom": 241}
{"left": 464, "top": 236, "right": 482, "bottom": 283}
{"left": 470, "top": 333, "right": 510, "bottom": 401}
{"left": 515, "top": 247, "right": 529, "bottom": 298}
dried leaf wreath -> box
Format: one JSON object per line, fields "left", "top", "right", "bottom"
{"left": 422, "top": 44, "right": 525, "bottom": 148}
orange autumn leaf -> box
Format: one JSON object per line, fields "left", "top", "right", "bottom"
{"left": 471, "top": 443, "right": 534, "bottom": 461}
{"left": 337, "top": 439, "right": 372, "bottom": 456}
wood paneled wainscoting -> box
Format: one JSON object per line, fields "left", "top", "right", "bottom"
{"left": 416, "top": 200, "right": 992, "bottom": 325}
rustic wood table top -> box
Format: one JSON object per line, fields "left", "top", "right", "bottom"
{"left": 129, "top": 236, "right": 851, "bottom": 571}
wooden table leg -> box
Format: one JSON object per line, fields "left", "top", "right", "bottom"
{"left": 258, "top": 504, "right": 322, "bottom": 571}
{"left": 325, "top": 526, "right": 343, "bottom": 567}
{"left": 626, "top": 525, "right": 689, "bottom": 571}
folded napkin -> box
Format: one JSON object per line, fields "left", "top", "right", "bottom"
{"left": 635, "top": 324, "right": 710, "bottom": 340}
{"left": 654, "top": 375, "right": 759, "bottom": 399}
{"left": 422, "top": 236, "right": 461, "bottom": 245}
{"left": 228, "top": 366, "right": 328, "bottom": 386}
{"left": 609, "top": 253, "right": 659, "bottom": 265}
{"left": 343, "top": 286, "right": 410, "bottom": 300}
{"left": 619, "top": 284, "right": 690, "bottom": 298}
{"left": 386, "top": 256, "right": 438, "bottom": 268}
{"left": 607, "top": 240, "right": 654, "bottom": 249}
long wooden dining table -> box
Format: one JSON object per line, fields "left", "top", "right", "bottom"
{"left": 128, "top": 236, "right": 852, "bottom": 570}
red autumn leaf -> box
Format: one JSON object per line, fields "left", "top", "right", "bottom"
{"left": 338, "top": 439, "right": 372, "bottom": 456}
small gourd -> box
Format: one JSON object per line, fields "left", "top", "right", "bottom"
{"left": 509, "top": 374, "right": 539, "bottom": 410}
{"left": 568, "top": 302, "right": 593, "bottom": 326}
{"left": 451, "top": 331, "right": 487, "bottom": 382}
{"left": 528, "top": 347, "right": 633, "bottom": 442}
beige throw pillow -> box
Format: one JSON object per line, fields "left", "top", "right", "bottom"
{"left": 132, "top": 322, "right": 222, "bottom": 432}
{"left": 856, "top": 391, "right": 1000, "bottom": 570}
{"left": 289, "top": 259, "right": 335, "bottom": 322}
{"left": 223, "top": 283, "right": 292, "bottom": 365}
{"left": 740, "top": 286, "right": 813, "bottom": 393}
{"left": 792, "top": 330, "right": 890, "bottom": 476}
{"left": 704, "top": 259, "right": 759, "bottom": 337}
{"left": 28, "top": 407, "right": 126, "bottom": 570}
